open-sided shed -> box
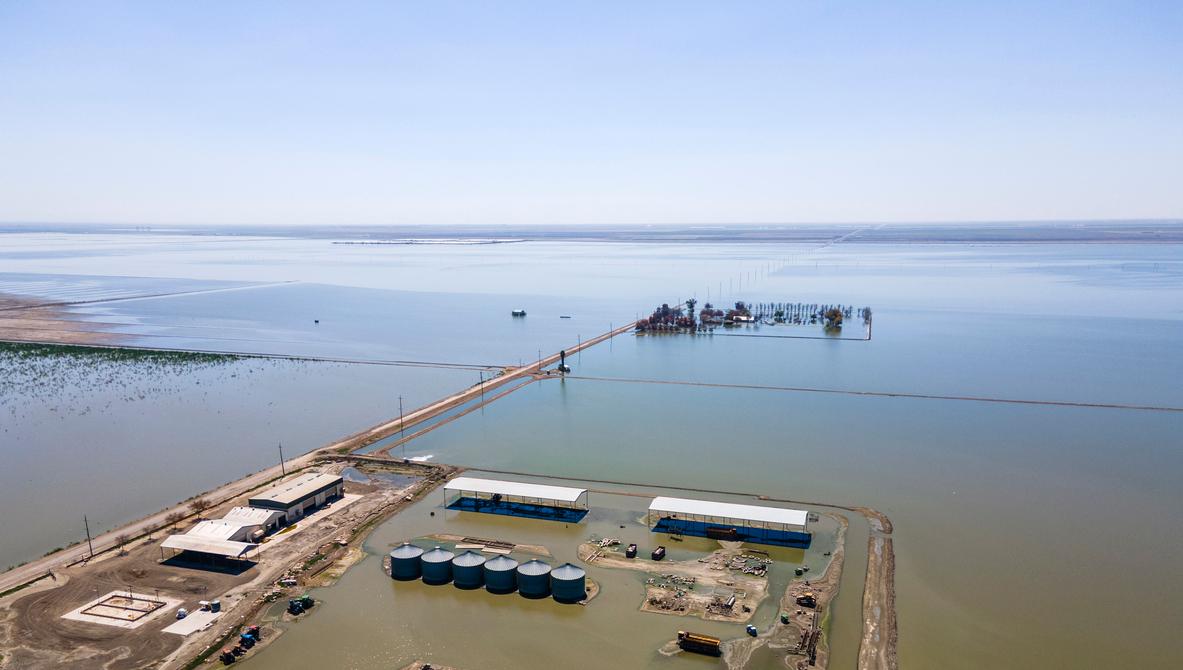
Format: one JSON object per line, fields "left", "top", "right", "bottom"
{"left": 647, "top": 496, "right": 812, "bottom": 548}
{"left": 444, "top": 476, "right": 589, "bottom": 522}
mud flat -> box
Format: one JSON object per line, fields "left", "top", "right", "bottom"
{"left": 0, "top": 294, "right": 124, "bottom": 345}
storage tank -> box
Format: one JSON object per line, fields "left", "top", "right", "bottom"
{"left": 483, "top": 555, "right": 518, "bottom": 594}
{"left": 389, "top": 543, "right": 424, "bottom": 581}
{"left": 420, "top": 546, "right": 455, "bottom": 585}
{"left": 452, "top": 550, "right": 487, "bottom": 589}
{"left": 550, "top": 562, "right": 587, "bottom": 603}
{"left": 516, "top": 559, "right": 552, "bottom": 598}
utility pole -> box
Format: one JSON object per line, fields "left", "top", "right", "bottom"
{"left": 83, "top": 515, "right": 94, "bottom": 560}
{"left": 398, "top": 395, "right": 405, "bottom": 459}
{"left": 278, "top": 442, "right": 286, "bottom": 476}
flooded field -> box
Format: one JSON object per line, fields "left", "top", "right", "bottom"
{"left": 1, "top": 229, "right": 1181, "bottom": 668}
{"left": 240, "top": 480, "right": 844, "bottom": 670}
{"left": 0, "top": 343, "right": 475, "bottom": 569}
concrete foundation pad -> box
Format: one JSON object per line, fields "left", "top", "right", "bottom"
{"left": 162, "top": 609, "right": 222, "bottom": 636}
{"left": 61, "top": 590, "right": 183, "bottom": 630}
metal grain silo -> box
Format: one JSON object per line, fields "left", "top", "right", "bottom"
{"left": 550, "top": 562, "right": 587, "bottom": 603}
{"left": 483, "top": 555, "right": 518, "bottom": 594}
{"left": 516, "top": 559, "right": 552, "bottom": 599}
{"left": 452, "top": 550, "right": 486, "bottom": 589}
{"left": 420, "top": 546, "right": 455, "bottom": 585}
{"left": 389, "top": 543, "right": 424, "bottom": 581}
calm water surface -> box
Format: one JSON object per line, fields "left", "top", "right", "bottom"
{"left": 1, "top": 232, "right": 1181, "bottom": 668}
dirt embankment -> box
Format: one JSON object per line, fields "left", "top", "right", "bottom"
{"left": 722, "top": 513, "right": 847, "bottom": 670}
{"left": 858, "top": 535, "right": 897, "bottom": 670}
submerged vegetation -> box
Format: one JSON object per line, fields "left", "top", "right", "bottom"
{"left": 0, "top": 341, "right": 272, "bottom": 422}
{"left": 636, "top": 299, "right": 872, "bottom": 333}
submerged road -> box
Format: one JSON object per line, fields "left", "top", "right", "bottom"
{"left": 0, "top": 280, "right": 300, "bottom": 312}
{"left": 560, "top": 375, "right": 1183, "bottom": 413}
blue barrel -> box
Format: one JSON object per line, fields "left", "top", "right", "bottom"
{"left": 390, "top": 543, "right": 424, "bottom": 581}
{"left": 516, "top": 559, "right": 551, "bottom": 599}
{"left": 550, "top": 562, "right": 587, "bottom": 603}
{"left": 452, "top": 550, "right": 486, "bottom": 589}
{"left": 483, "top": 555, "right": 518, "bottom": 594}
{"left": 420, "top": 546, "right": 455, "bottom": 585}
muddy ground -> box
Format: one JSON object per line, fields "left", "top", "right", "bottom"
{"left": 0, "top": 462, "right": 438, "bottom": 670}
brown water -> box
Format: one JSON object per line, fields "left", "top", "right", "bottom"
{"left": 243, "top": 482, "right": 846, "bottom": 670}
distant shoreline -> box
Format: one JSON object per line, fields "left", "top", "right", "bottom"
{"left": 2, "top": 221, "right": 1182, "bottom": 244}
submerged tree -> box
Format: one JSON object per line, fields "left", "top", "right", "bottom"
{"left": 824, "top": 307, "right": 844, "bottom": 330}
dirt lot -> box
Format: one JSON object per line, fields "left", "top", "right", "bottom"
{"left": 578, "top": 541, "right": 769, "bottom": 623}
{"left": 0, "top": 460, "right": 448, "bottom": 670}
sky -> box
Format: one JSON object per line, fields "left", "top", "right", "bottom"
{"left": 0, "top": 1, "right": 1180, "bottom": 226}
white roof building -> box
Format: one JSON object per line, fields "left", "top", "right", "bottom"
{"left": 444, "top": 477, "right": 588, "bottom": 504}
{"left": 648, "top": 496, "right": 809, "bottom": 531}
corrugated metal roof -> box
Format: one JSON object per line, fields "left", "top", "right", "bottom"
{"left": 517, "top": 559, "right": 551, "bottom": 576}
{"left": 444, "top": 476, "right": 586, "bottom": 503}
{"left": 453, "top": 550, "right": 487, "bottom": 567}
{"left": 223, "top": 507, "right": 284, "bottom": 525}
{"left": 551, "top": 563, "right": 586, "bottom": 580}
{"left": 391, "top": 543, "right": 424, "bottom": 559}
{"left": 161, "top": 535, "right": 256, "bottom": 558}
{"left": 649, "top": 496, "right": 809, "bottom": 528}
{"left": 249, "top": 473, "right": 342, "bottom": 507}
{"left": 422, "top": 547, "right": 455, "bottom": 563}
{"left": 186, "top": 519, "right": 256, "bottom": 541}
{"left": 485, "top": 555, "right": 518, "bottom": 571}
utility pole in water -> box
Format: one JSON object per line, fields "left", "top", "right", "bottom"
{"left": 398, "top": 395, "right": 405, "bottom": 459}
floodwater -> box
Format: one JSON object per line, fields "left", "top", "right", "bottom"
{"left": 243, "top": 480, "right": 843, "bottom": 670}
{"left": 1, "top": 230, "right": 1182, "bottom": 668}
{"left": 0, "top": 347, "right": 475, "bottom": 569}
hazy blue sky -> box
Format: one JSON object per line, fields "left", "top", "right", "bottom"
{"left": 1, "top": 2, "right": 1180, "bottom": 226}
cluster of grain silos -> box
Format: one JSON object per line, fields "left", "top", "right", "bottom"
{"left": 389, "top": 544, "right": 587, "bottom": 603}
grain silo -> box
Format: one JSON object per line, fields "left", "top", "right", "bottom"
{"left": 452, "top": 550, "right": 487, "bottom": 589}
{"left": 516, "top": 559, "right": 552, "bottom": 599}
{"left": 483, "top": 555, "right": 518, "bottom": 594}
{"left": 389, "top": 543, "right": 424, "bottom": 581}
{"left": 550, "top": 563, "right": 587, "bottom": 603}
{"left": 420, "top": 546, "right": 455, "bottom": 585}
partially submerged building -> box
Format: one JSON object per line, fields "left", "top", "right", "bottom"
{"left": 248, "top": 472, "right": 344, "bottom": 524}
{"left": 647, "top": 496, "right": 812, "bottom": 548}
{"left": 443, "top": 476, "right": 589, "bottom": 522}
